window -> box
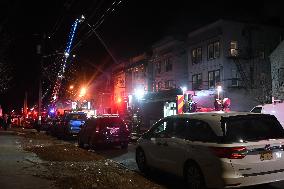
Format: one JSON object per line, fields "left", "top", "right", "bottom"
{"left": 151, "top": 119, "right": 173, "bottom": 138}
{"left": 208, "top": 41, "right": 220, "bottom": 60}
{"left": 165, "top": 58, "right": 172, "bottom": 72}
{"left": 224, "top": 115, "right": 284, "bottom": 142}
{"left": 208, "top": 43, "right": 214, "bottom": 59}
{"left": 158, "top": 81, "right": 163, "bottom": 90}
{"left": 250, "top": 107, "right": 262, "bottom": 113}
{"left": 231, "top": 69, "right": 239, "bottom": 86}
{"left": 156, "top": 61, "right": 161, "bottom": 74}
{"left": 192, "top": 47, "right": 202, "bottom": 64}
{"left": 208, "top": 70, "right": 220, "bottom": 88}
{"left": 230, "top": 41, "right": 238, "bottom": 56}
{"left": 165, "top": 80, "right": 176, "bottom": 89}
{"left": 214, "top": 41, "right": 220, "bottom": 58}
{"left": 170, "top": 118, "right": 218, "bottom": 142}
{"left": 192, "top": 73, "right": 202, "bottom": 90}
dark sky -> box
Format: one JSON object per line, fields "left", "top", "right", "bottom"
{"left": 0, "top": 0, "right": 283, "bottom": 112}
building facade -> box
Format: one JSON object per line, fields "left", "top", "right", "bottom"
{"left": 270, "top": 40, "right": 284, "bottom": 100}
{"left": 151, "top": 36, "right": 188, "bottom": 92}
{"left": 187, "top": 20, "right": 282, "bottom": 111}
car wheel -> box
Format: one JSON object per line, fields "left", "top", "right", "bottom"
{"left": 136, "top": 148, "right": 149, "bottom": 173}
{"left": 184, "top": 162, "right": 206, "bottom": 189}
{"left": 121, "top": 142, "right": 128, "bottom": 149}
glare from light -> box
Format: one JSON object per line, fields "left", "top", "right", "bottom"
{"left": 64, "top": 52, "right": 69, "bottom": 58}
{"left": 181, "top": 86, "right": 187, "bottom": 93}
{"left": 217, "top": 85, "right": 222, "bottom": 92}
{"left": 79, "top": 15, "right": 85, "bottom": 23}
{"left": 79, "top": 87, "right": 87, "bottom": 97}
{"left": 117, "top": 97, "right": 122, "bottom": 103}
{"left": 134, "top": 88, "right": 145, "bottom": 100}
{"left": 69, "top": 85, "right": 74, "bottom": 90}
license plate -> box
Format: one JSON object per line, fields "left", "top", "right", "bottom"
{"left": 260, "top": 151, "right": 273, "bottom": 161}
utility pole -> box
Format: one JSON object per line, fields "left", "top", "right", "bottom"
{"left": 37, "top": 33, "right": 45, "bottom": 127}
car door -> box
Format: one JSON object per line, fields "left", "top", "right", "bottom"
{"left": 143, "top": 118, "right": 173, "bottom": 170}
{"left": 163, "top": 118, "right": 219, "bottom": 175}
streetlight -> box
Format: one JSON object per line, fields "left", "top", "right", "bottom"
{"left": 134, "top": 88, "right": 145, "bottom": 101}
{"left": 79, "top": 87, "right": 87, "bottom": 98}
{"left": 217, "top": 85, "right": 222, "bottom": 100}
{"left": 181, "top": 86, "right": 187, "bottom": 95}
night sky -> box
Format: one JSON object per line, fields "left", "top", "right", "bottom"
{"left": 0, "top": 0, "right": 283, "bottom": 112}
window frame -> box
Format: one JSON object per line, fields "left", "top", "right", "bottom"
{"left": 192, "top": 73, "right": 202, "bottom": 90}
{"left": 192, "top": 47, "right": 202, "bottom": 64}
{"left": 207, "top": 41, "right": 220, "bottom": 60}
{"left": 208, "top": 69, "right": 221, "bottom": 88}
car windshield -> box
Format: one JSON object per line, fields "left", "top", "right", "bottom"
{"left": 66, "top": 114, "right": 86, "bottom": 121}
{"left": 222, "top": 115, "right": 284, "bottom": 142}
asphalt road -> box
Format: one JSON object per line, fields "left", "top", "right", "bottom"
{"left": 0, "top": 131, "right": 56, "bottom": 189}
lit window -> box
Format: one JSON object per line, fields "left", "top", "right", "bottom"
{"left": 230, "top": 41, "right": 238, "bottom": 56}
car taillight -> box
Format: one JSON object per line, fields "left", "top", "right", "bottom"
{"left": 95, "top": 125, "right": 100, "bottom": 133}
{"left": 210, "top": 146, "right": 247, "bottom": 159}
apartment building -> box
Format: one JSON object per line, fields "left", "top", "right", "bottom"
{"left": 151, "top": 36, "right": 188, "bottom": 92}
{"left": 187, "top": 20, "right": 282, "bottom": 111}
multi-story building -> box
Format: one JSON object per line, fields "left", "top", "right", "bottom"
{"left": 112, "top": 62, "right": 126, "bottom": 113}
{"left": 187, "top": 20, "right": 283, "bottom": 111}
{"left": 125, "top": 53, "right": 152, "bottom": 95}
{"left": 151, "top": 36, "right": 188, "bottom": 92}
{"left": 270, "top": 40, "right": 284, "bottom": 100}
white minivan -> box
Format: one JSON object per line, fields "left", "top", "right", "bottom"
{"left": 251, "top": 102, "right": 284, "bottom": 126}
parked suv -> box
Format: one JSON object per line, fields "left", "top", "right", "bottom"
{"left": 78, "top": 115, "right": 130, "bottom": 149}
{"left": 136, "top": 112, "right": 284, "bottom": 188}
{"left": 54, "top": 112, "right": 87, "bottom": 138}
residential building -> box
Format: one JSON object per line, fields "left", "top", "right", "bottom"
{"left": 187, "top": 20, "right": 283, "bottom": 111}
{"left": 270, "top": 40, "right": 284, "bottom": 100}
{"left": 112, "top": 62, "right": 126, "bottom": 113}
{"left": 125, "top": 53, "right": 152, "bottom": 95}
{"left": 151, "top": 36, "right": 188, "bottom": 92}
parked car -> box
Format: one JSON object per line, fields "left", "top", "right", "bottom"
{"left": 136, "top": 112, "right": 284, "bottom": 189}
{"left": 53, "top": 112, "right": 87, "bottom": 138}
{"left": 251, "top": 101, "right": 284, "bottom": 126}
{"left": 78, "top": 115, "right": 130, "bottom": 149}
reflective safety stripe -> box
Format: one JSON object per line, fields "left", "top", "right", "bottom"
{"left": 177, "top": 95, "right": 184, "bottom": 114}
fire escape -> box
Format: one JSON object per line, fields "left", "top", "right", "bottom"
{"left": 227, "top": 27, "right": 255, "bottom": 90}
{"left": 228, "top": 49, "right": 251, "bottom": 90}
